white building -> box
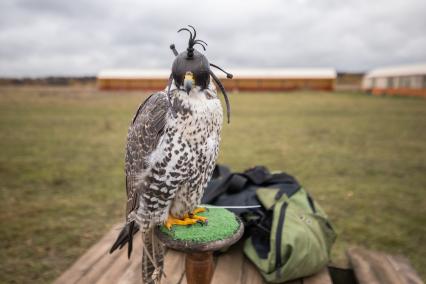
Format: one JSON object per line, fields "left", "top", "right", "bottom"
{"left": 362, "top": 64, "right": 426, "bottom": 97}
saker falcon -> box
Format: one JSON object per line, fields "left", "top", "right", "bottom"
{"left": 109, "top": 25, "right": 233, "bottom": 284}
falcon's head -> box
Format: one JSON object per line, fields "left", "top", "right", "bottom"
{"left": 172, "top": 50, "right": 210, "bottom": 94}
{"left": 168, "top": 25, "right": 233, "bottom": 123}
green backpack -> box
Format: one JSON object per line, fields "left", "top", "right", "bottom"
{"left": 203, "top": 165, "right": 337, "bottom": 283}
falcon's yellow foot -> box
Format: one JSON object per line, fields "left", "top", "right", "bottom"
{"left": 165, "top": 215, "right": 197, "bottom": 230}
{"left": 164, "top": 208, "right": 209, "bottom": 230}
{"left": 186, "top": 207, "right": 208, "bottom": 225}
{"left": 188, "top": 213, "right": 208, "bottom": 224}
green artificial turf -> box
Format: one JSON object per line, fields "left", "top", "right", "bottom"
{"left": 159, "top": 207, "right": 239, "bottom": 243}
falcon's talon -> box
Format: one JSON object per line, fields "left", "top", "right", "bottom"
{"left": 192, "top": 215, "right": 208, "bottom": 225}
{"left": 185, "top": 207, "right": 208, "bottom": 225}
{"left": 193, "top": 207, "right": 207, "bottom": 214}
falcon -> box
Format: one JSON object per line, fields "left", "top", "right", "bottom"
{"left": 109, "top": 25, "right": 233, "bottom": 284}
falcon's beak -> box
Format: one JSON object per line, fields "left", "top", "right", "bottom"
{"left": 184, "top": 72, "right": 194, "bottom": 94}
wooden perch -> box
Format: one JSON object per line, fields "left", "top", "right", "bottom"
{"left": 155, "top": 208, "right": 244, "bottom": 284}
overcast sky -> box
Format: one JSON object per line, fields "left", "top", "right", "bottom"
{"left": 0, "top": 0, "right": 425, "bottom": 77}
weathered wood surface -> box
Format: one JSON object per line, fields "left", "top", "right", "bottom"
{"left": 211, "top": 244, "right": 245, "bottom": 284}
{"left": 54, "top": 224, "right": 295, "bottom": 284}
{"left": 162, "top": 250, "right": 186, "bottom": 284}
{"left": 54, "top": 224, "right": 263, "bottom": 284}
{"left": 55, "top": 224, "right": 423, "bottom": 284}
{"left": 347, "top": 247, "right": 423, "bottom": 284}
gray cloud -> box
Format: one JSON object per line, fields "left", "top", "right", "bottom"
{"left": 0, "top": 0, "right": 425, "bottom": 76}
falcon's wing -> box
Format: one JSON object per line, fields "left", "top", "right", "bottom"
{"left": 110, "top": 92, "right": 169, "bottom": 257}
{"left": 125, "top": 92, "right": 169, "bottom": 220}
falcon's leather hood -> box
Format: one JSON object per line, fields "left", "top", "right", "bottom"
{"left": 172, "top": 49, "right": 210, "bottom": 90}
{"left": 168, "top": 25, "right": 234, "bottom": 123}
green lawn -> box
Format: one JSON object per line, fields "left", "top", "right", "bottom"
{"left": 0, "top": 86, "right": 425, "bottom": 283}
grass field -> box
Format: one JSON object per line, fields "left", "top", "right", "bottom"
{"left": 0, "top": 86, "right": 425, "bottom": 283}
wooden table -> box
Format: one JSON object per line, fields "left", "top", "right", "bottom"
{"left": 54, "top": 224, "right": 423, "bottom": 284}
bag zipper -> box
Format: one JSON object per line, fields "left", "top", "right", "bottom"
{"left": 275, "top": 202, "right": 288, "bottom": 275}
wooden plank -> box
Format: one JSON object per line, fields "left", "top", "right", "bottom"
{"left": 348, "top": 247, "right": 400, "bottom": 284}
{"left": 347, "top": 247, "right": 423, "bottom": 284}
{"left": 55, "top": 223, "right": 339, "bottom": 284}
{"left": 162, "top": 249, "right": 187, "bottom": 284}
{"left": 96, "top": 232, "right": 142, "bottom": 284}
{"left": 115, "top": 247, "right": 187, "bottom": 284}
{"left": 387, "top": 255, "right": 424, "bottom": 284}
{"left": 54, "top": 224, "right": 124, "bottom": 284}
{"left": 76, "top": 239, "right": 127, "bottom": 284}
{"left": 211, "top": 245, "right": 245, "bottom": 284}
{"left": 241, "top": 258, "right": 265, "bottom": 284}
{"left": 117, "top": 250, "right": 142, "bottom": 284}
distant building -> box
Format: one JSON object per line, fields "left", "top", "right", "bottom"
{"left": 362, "top": 64, "right": 426, "bottom": 97}
{"left": 336, "top": 72, "right": 364, "bottom": 92}
{"left": 97, "top": 68, "right": 337, "bottom": 92}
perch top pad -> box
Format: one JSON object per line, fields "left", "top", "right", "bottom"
{"left": 159, "top": 207, "right": 239, "bottom": 243}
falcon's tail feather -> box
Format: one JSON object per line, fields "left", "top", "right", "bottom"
{"left": 142, "top": 228, "right": 165, "bottom": 284}
{"left": 109, "top": 221, "right": 139, "bottom": 258}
